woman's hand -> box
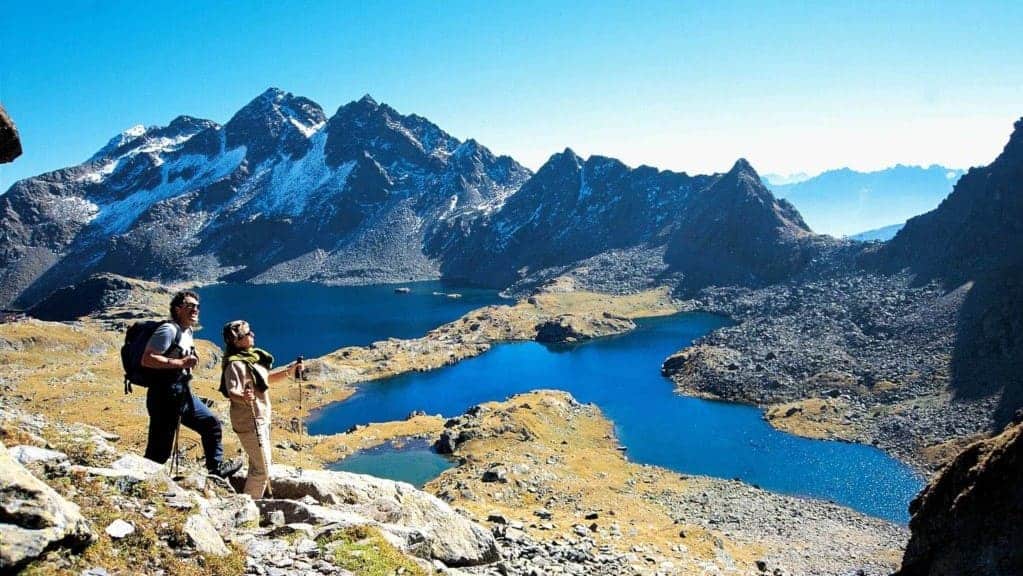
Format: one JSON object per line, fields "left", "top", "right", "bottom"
{"left": 244, "top": 387, "right": 255, "bottom": 402}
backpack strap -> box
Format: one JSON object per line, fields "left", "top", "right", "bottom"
{"left": 164, "top": 322, "right": 184, "bottom": 356}
{"left": 124, "top": 322, "right": 186, "bottom": 395}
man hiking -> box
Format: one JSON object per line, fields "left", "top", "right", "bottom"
{"left": 142, "top": 290, "right": 241, "bottom": 478}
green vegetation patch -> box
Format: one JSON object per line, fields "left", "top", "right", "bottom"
{"left": 319, "top": 525, "right": 426, "bottom": 576}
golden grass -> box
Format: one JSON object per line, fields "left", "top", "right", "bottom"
{"left": 425, "top": 390, "right": 768, "bottom": 572}
{"left": 764, "top": 398, "right": 859, "bottom": 441}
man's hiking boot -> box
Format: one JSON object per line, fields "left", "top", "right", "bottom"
{"left": 209, "top": 458, "right": 242, "bottom": 479}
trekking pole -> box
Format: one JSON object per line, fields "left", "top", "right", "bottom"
{"left": 247, "top": 383, "right": 273, "bottom": 498}
{"left": 171, "top": 414, "right": 182, "bottom": 477}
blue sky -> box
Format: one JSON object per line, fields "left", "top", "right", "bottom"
{"left": 2, "top": 1, "right": 1021, "bottom": 189}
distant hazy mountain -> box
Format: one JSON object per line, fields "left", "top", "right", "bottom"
{"left": 761, "top": 172, "right": 811, "bottom": 186}
{"left": 765, "top": 165, "right": 965, "bottom": 237}
{"left": 0, "top": 88, "right": 820, "bottom": 306}
{"left": 849, "top": 223, "right": 904, "bottom": 242}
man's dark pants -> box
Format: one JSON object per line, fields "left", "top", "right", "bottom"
{"left": 144, "top": 381, "right": 224, "bottom": 472}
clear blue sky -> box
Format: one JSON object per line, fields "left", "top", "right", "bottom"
{"left": 2, "top": 0, "right": 1021, "bottom": 190}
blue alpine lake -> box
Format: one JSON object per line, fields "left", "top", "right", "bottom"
{"left": 308, "top": 312, "right": 924, "bottom": 524}
{"left": 194, "top": 281, "right": 508, "bottom": 362}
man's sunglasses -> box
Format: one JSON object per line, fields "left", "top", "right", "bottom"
{"left": 179, "top": 302, "right": 200, "bottom": 311}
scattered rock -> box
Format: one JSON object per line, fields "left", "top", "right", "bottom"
{"left": 104, "top": 519, "right": 135, "bottom": 540}
{"left": 0, "top": 442, "right": 94, "bottom": 571}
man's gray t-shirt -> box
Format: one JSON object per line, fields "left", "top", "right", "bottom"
{"left": 146, "top": 322, "right": 195, "bottom": 373}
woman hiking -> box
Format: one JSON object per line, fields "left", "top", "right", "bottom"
{"left": 221, "top": 320, "right": 289, "bottom": 499}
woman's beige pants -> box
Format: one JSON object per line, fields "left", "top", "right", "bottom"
{"left": 236, "top": 418, "right": 271, "bottom": 499}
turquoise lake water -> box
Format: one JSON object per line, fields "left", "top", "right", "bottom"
{"left": 308, "top": 312, "right": 924, "bottom": 524}
{"left": 330, "top": 438, "right": 456, "bottom": 488}
{"left": 195, "top": 281, "right": 508, "bottom": 362}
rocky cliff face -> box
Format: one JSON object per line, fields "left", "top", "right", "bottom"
{"left": 895, "top": 417, "right": 1022, "bottom": 576}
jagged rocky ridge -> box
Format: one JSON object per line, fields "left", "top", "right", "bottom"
{"left": 432, "top": 152, "right": 819, "bottom": 293}
{"left": 1, "top": 88, "right": 818, "bottom": 307}
{"left": 869, "top": 117, "right": 1023, "bottom": 424}
{"left": 0, "top": 89, "right": 531, "bottom": 307}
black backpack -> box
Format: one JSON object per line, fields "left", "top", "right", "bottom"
{"left": 121, "top": 321, "right": 182, "bottom": 394}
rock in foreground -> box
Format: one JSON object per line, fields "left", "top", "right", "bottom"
{"left": 896, "top": 418, "right": 1023, "bottom": 576}
{"left": 269, "top": 466, "right": 500, "bottom": 567}
{"left": 0, "top": 441, "right": 95, "bottom": 572}
{"left": 0, "top": 104, "right": 21, "bottom": 164}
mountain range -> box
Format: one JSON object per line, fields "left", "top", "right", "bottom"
{"left": 766, "top": 165, "right": 966, "bottom": 237}
{"left": 0, "top": 88, "right": 816, "bottom": 307}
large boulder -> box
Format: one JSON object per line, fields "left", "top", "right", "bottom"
{"left": 268, "top": 466, "right": 499, "bottom": 567}
{"left": 0, "top": 104, "right": 21, "bottom": 164}
{"left": 0, "top": 441, "right": 94, "bottom": 571}
{"left": 895, "top": 418, "right": 1023, "bottom": 575}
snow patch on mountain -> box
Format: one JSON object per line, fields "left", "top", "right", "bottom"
{"left": 92, "top": 140, "right": 245, "bottom": 233}
{"left": 78, "top": 160, "right": 118, "bottom": 184}
{"left": 578, "top": 170, "right": 591, "bottom": 202}
{"left": 289, "top": 117, "right": 324, "bottom": 138}
{"left": 261, "top": 133, "right": 355, "bottom": 216}
{"left": 48, "top": 195, "right": 100, "bottom": 225}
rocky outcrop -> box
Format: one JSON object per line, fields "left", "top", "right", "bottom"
{"left": 27, "top": 273, "right": 170, "bottom": 321}
{"left": 895, "top": 418, "right": 1023, "bottom": 576}
{"left": 0, "top": 400, "right": 499, "bottom": 574}
{"left": 0, "top": 441, "right": 94, "bottom": 572}
{"left": 533, "top": 313, "right": 635, "bottom": 344}
{"left": 666, "top": 251, "right": 994, "bottom": 469}
{"left": 269, "top": 466, "right": 499, "bottom": 566}
{"left": 431, "top": 391, "right": 909, "bottom": 576}
{"left": 866, "top": 119, "right": 1023, "bottom": 424}
{"left": 0, "top": 104, "right": 21, "bottom": 164}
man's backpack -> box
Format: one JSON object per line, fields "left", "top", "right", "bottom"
{"left": 121, "top": 321, "right": 182, "bottom": 394}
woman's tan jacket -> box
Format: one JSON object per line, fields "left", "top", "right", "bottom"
{"left": 223, "top": 360, "right": 272, "bottom": 431}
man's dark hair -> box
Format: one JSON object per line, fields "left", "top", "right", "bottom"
{"left": 170, "top": 290, "right": 200, "bottom": 318}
